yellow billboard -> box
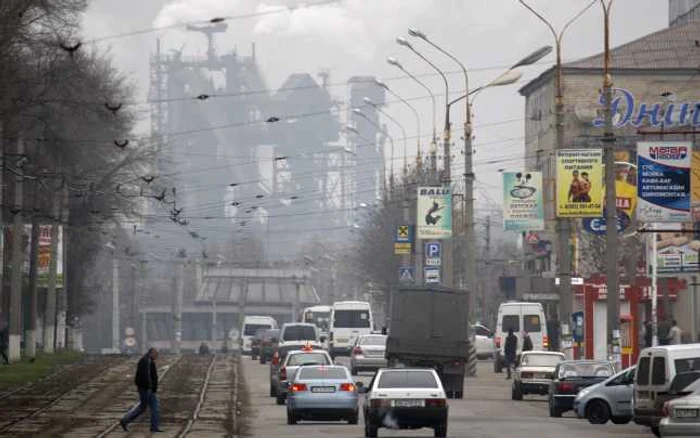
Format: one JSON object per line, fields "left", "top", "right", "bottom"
{"left": 693, "top": 152, "right": 700, "bottom": 221}
{"left": 556, "top": 149, "right": 604, "bottom": 217}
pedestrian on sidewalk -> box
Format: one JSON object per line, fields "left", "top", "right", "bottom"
{"left": 505, "top": 328, "right": 518, "bottom": 380}
{"left": 668, "top": 320, "right": 683, "bottom": 345}
{"left": 120, "top": 347, "right": 162, "bottom": 433}
{"left": 522, "top": 332, "right": 533, "bottom": 352}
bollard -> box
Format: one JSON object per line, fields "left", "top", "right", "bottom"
{"left": 466, "top": 343, "right": 478, "bottom": 377}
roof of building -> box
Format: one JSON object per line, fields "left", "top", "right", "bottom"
{"left": 520, "top": 19, "right": 700, "bottom": 96}
{"left": 566, "top": 19, "right": 700, "bottom": 70}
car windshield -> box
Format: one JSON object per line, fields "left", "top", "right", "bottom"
{"left": 333, "top": 310, "right": 370, "bottom": 328}
{"left": 377, "top": 371, "right": 438, "bottom": 389}
{"left": 559, "top": 362, "right": 614, "bottom": 379}
{"left": 283, "top": 325, "right": 316, "bottom": 341}
{"left": 360, "top": 336, "right": 386, "bottom": 346}
{"left": 244, "top": 323, "right": 271, "bottom": 336}
{"left": 286, "top": 353, "right": 330, "bottom": 366}
{"left": 298, "top": 367, "right": 347, "bottom": 380}
{"left": 521, "top": 354, "right": 563, "bottom": 367}
{"left": 305, "top": 312, "right": 331, "bottom": 332}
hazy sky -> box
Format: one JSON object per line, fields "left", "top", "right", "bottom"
{"left": 81, "top": 0, "right": 668, "bottom": 239}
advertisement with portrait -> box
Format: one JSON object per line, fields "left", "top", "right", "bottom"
{"left": 556, "top": 149, "right": 604, "bottom": 217}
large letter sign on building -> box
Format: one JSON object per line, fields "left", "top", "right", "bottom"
{"left": 416, "top": 187, "right": 452, "bottom": 240}
{"left": 637, "top": 142, "right": 691, "bottom": 222}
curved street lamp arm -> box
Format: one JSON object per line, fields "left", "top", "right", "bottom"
{"left": 388, "top": 90, "right": 421, "bottom": 144}
{"left": 408, "top": 47, "right": 450, "bottom": 127}
{"left": 403, "top": 69, "right": 437, "bottom": 138}
{"left": 420, "top": 38, "right": 470, "bottom": 125}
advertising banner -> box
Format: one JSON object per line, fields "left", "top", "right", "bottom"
{"left": 637, "top": 141, "right": 691, "bottom": 222}
{"left": 556, "top": 149, "right": 604, "bottom": 217}
{"left": 693, "top": 151, "right": 700, "bottom": 221}
{"left": 502, "top": 171, "right": 544, "bottom": 232}
{"left": 416, "top": 186, "right": 452, "bottom": 240}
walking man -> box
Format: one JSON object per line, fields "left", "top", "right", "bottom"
{"left": 120, "top": 347, "right": 162, "bottom": 432}
{"left": 668, "top": 320, "right": 683, "bottom": 345}
{"left": 505, "top": 328, "right": 518, "bottom": 380}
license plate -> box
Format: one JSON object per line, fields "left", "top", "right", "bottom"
{"left": 392, "top": 399, "right": 425, "bottom": 408}
{"left": 337, "top": 338, "right": 348, "bottom": 343}
{"left": 311, "top": 386, "right": 336, "bottom": 393}
{"left": 676, "top": 409, "right": 699, "bottom": 419}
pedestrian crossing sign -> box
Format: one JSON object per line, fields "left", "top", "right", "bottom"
{"left": 399, "top": 266, "right": 414, "bottom": 283}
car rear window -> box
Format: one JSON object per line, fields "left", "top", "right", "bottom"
{"left": 502, "top": 315, "right": 520, "bottom": 332}
{"left": 675, "top": 357, "right": 700, "bottom": 373}
{"left": 521, "top": 354, "right": 563, "bottom": 367}
{"left": 283, "top": 325, "right": 317, "bottom": 341}
{"left": 558, "top": 362, "right": 614, "bottom": 378}
{"left": 652, "top": 357, "right": 666, "bottom": 385}
{"left": 377, "top": 371, "right": 439, "bottom": 389}
{"left": 637, "top": 357, "right": 650, "bottom": 385}
{"left": 333, "top": 310, "right": 371, "bottom": 328}
{"left": 298, "top": 367, "right": 347, "bottom": 380}
{"left": 360, "top": 336, "right": 386, "bottom": 346}
{"left": 287, "top": 353, "right": 330, "bottom": 366}
{"left": 524, "top": 315, "right": 542, "bottom": 333}
{"left": 244, "top": 323, "right": 271, "bottom": 336}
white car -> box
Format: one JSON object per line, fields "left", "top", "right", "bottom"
{"left": 472, "top": 324, "right": 495, "bottom": 359}
{"left": 360, "top": 368, "right": 448, "bottom": 438}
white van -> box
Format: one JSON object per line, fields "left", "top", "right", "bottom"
{"left": 494, "top": 302, "right": 548, "bottom": 373}
{"left": 329, "top": 301, "right": 373, "bottom": 357}
{"left": 240, "top": 316, "right": 278, "bottom": 355}
{"left": 633, "top": 345, "right": 700, "bottom": 435}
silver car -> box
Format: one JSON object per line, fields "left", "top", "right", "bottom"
{"left": 574, "top": 366, "right": 636, "bottom": 424}
{"left": 659, "top": 392, "right": 700, "bottom": 436}
{"left": 275, "top": 348, "right": 333, "bottom": 405}
{"left": 350, "top": 334, "right": 387, "bottom": 375}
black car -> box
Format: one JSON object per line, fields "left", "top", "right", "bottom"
{"left": 548, "top": 360, "right": 615, "bottom": 417}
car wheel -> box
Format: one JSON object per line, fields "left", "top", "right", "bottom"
{"left": 511, "top": 383, "right": 523, "bottom": 401}
{"left": 286, "top": 410, "right": 297, "bottom": 425}
{"left": 434, "top": 422, "right": 447, "bottom": 438}
{"left": 348, "top": 410, "right": 359, "bottom": 425}
{"left": 364, "top": 422, "right": 378, "bottom": 438}
{"left": 548, "top": 398, "right": 562, "bottom": 418}
{"left": 269, "top": 385, "right": 276, "bottom": 397}
{"left": 651, "top": 425, "right": 661, "bottom": 437}
{"left": 494, "top": 356, "right": 502, "bottom": 373}
{"left": 276, "top": 393, "right": 285, "bottom": 405}
{"left": 586, "top": 399, "right": 611, "bottom": 424}
{"left": 455, "top": 391, "right": 463, "bottom": 399}
{"left": 610, "top": 416, "right": 630, "bottom": 425}
{"left": 351, "top": 367, "right": 358, "bottom": 376}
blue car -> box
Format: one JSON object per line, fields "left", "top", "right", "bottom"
{"left": 286, "top": 365, "right": 359, "bottom": 425}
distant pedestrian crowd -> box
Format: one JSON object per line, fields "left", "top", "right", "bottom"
{"left": 643, "top": 318, "right": 685, "bottom": 348}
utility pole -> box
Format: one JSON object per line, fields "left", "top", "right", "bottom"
{"left": 443, "top": 111, "right": 454, "bottom": 288}
{"left": 464, "top": 101, "right": 476, "bottom": 321}
{"left": 43, "top": 209, "right": 59, "bottom": 353}
{"left": 110, "top": 246, "right": 120, "bottom": 353}
{"left": 484, "top": 216, "right": 491, "bottom": 322}
{"left": 25, "top": 215, "right": 40, "bottom": 358}
{"left": 173, "top": 255, "right": 184, "bottom": 354}
{"left": 8, "top": 136, "right": 25, "bottom": 362}
{"left": 601, "top": 1, "right": 621, "bottom": 369}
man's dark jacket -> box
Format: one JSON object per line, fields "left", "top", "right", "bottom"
{"left": 504, "top": 333, "right": 518, "bottom": 362}
{"left": 134, "top": 354, "right": 158, "bottom": 393}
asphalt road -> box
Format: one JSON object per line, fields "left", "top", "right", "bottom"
{"left": 242, "top": 357, "right": 655, "bottom": 438}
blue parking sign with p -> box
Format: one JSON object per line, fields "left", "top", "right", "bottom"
{"left": 426, "top": 242, "right": 441, "bottom": 259}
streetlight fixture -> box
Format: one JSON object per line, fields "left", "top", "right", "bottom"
{"left": 519, "top": 0, "right": 597, "bottom": 359}
{"left": 386, "top": 56, "right": 438, "bottom": 159}
{"left": 364, "top": 96, "right": 409, "bottom": 175}
{"left": 374, "top": 79, "right": 424, "bottom": 169}
{"left": 354, "top": 107, "right": 396, "bottom": 187}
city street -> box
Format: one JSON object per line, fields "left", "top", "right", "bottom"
{"left": 243, "top": 358, "right": 653, "bottom": 438}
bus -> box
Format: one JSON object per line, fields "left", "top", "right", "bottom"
{"left": 329, "top": 301, "right": 373, "bottom": 358}
{"left": 301, "top": 305, "right": 331, "bottom": 339}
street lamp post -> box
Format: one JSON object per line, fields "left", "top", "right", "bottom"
{"left": 364, "top": 97, "right": 409, "bottom": 175}
{"left": 519, "top": 0, "right": 597, "bottom": 358}
{"left": 387, "top": 57, "right": 439, "bottom": 175}
{"left": 374, "top": 79, "right": 423, "bottom": 169}
{"left": 353, "top": 108, "right": 396, "bottom": 189}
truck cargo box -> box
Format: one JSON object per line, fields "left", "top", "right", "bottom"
{"left": 387, "top": 286, "right": 470, "bottom": 361}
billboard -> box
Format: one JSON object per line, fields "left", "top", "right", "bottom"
{"left": 502, "top": 171, "right": 544, "bottom": 232}
{"left": 637, "top": 141, "right": 691, "bottom": 222}
{"left": 556, "top": 149, "right": 604, "bottom": 217}
{"left": 416, "top": 186, "right": 452, "bottom": 240}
